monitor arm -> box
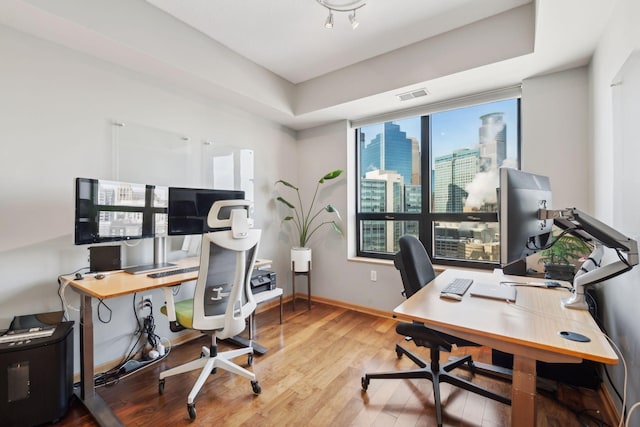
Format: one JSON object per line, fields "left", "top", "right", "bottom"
{"left": 538, "top": 208, "right": 638, "bottom": 310}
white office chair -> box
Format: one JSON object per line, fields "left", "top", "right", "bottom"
{"left": 158, "top": 200, "right": 262, "bottom": 420}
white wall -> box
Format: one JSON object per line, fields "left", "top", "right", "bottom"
{"left": 0, "top": 24, "right": 297, "bottom": 368}
{"left": 589, "top": 0, "right": 640, "bottom": 418}
{"left": 521, "top": 67, "right": 590, "bottom": 212}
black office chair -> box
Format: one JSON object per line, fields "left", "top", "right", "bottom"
{"left": 361, "top": 235, "right": 510, "bottom": 427}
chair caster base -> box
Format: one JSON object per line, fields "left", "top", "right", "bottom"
{"left": 187, "top": 403, "right": 196, "bottom": 420}
{"left": 361, "top": 376, "right": 370, "bottom": 391}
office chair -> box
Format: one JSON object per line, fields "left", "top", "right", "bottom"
{"left": 361, "top": 235, "right": 510, "bottom": 427}
{"left": 158, "top": 200, "right": 262, "bottom": 420}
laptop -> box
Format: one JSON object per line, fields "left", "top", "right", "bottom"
{"left": 469, "top": 283, "right": 517, "bottom": 302}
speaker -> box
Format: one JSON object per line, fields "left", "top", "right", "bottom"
{"left": 89, "top": 245, "right": 121, "bottom": 272}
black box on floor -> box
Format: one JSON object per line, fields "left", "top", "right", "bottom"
{"left": 492, "top": 349, "right": 602, "bottom": 389}
{"left": 0, "top": 320, "right": 74, "bottom": 426}
{"left": 251, "top": 270, "right": 276, "bottom": 294}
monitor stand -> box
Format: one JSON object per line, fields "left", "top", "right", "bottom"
{"left": 124, "top": 262, "right": 176, "bottom": 275}
{"left": 502, "top": 259, "right": 527, "bottom": 276}
{"left": 124, "top": 236, "right": 175, "bottom": 274}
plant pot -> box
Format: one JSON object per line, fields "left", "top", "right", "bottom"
{"left": 544, "top": 263, "right": 576, "bottom": 282}
{"left": 291, "top": 247, "right": 312, "bottom": 272}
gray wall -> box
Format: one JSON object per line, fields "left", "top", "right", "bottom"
{"left": 590, "top": 0, "right": 640, "bottom": 417}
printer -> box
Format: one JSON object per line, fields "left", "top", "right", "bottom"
{"left": 250, "top": 270, "right": 276, "bottom": 294}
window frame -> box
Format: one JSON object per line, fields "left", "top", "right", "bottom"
{"left": 355, "top": 96, "right": 521, "bottom": 268}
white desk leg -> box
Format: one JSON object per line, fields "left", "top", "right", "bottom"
{"left": 511, "top": 355, "right": 536, "bottom": 427}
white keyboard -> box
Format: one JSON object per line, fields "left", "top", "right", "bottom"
{"left": 0, "top": 327, "right": 55, "bottom": 344}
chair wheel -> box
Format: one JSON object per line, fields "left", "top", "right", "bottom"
{"left": 248, "top": 353, "right": 254, "bottom": 366}
{"left": 361, "top": 376, "right": 369, "bottom": 391}
{"left": 158, "top": 379, "right": 165, "bottom": 395}
{"left": 251, "top": 380, "right": 261, "bottom": 394}
{"left": 187, "top": 403, "right": 196, "bottom": 420}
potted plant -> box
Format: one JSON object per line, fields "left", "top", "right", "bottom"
{"left": 276, "top": 169, "right": 343, "bottom": 272}
{"left": 537, "top": 231, "right": 593, "bottom": 281}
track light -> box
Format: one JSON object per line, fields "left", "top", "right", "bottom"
{"left": 325, "top": 11, "right": 334, "bottom": 29}
{"left": 349, "top": 10, "right": 359, "bottom": 29}
{"left": 316, "top": 0, "right": 366, "bottom": 29}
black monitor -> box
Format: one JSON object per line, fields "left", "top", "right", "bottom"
{"left": 168, "top": 187, "right": 245, "bottom": 235}
{"left": 74, "top": 178, "right": 167, "bottom": 245}
{"left": 499, "top": 168, "right": 553, "bottom": 274}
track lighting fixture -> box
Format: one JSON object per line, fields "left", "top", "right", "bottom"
{"left": 325, "top": 11, "right": 334, "bottom": 29}
{"left": 349, "top": 10, "right": 359, "bottom": 29}
{"left": 316, "top": 0, "right": 367, "bottom": 29}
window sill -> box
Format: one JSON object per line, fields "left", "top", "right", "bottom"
{"left": 348, "top": 256, "right": 494, "bottom": 275}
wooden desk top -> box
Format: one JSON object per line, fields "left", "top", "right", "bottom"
{"left": 393, "top": 268, "right": 618, "bottom": 365}
{"left": 62, "top": 257, "right": 272, "bottom": 300}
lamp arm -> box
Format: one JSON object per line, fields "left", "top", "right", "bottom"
{"left": 539, "top": 207, "right": 639, "bottom": 310}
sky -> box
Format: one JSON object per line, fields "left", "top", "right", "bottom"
{"left": 361, "top": 99, "right": 519, "bottom": 162}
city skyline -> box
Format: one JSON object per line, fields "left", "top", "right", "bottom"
{"left": 358, "top": 99, "right": 517, "bottom": 259}
{"left": 360, "top": 99, "right": 518, "bottom": 162}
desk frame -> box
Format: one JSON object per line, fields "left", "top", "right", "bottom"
{"left": 65, "top": 258, "right": 273, "bottom": 427}
{"left": 392, "top": 269, "right": 617, "bottom": 427}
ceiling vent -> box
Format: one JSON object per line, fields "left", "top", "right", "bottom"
{"left": 396, "top": 88, "right": 428, "bottom": 101}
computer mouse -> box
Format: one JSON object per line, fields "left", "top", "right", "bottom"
{"left": 440, "top": 293, "right": 463, "bottom": 301}
{"left": 95, "top": 273, "right": 105, "bottom": 280}
{"left": 74, "top": 272, "right": 84, "bottom": 280}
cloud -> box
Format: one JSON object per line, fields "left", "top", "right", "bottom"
{"left": 465, "top": 169, "right": 498, "bottom": 210}
{"left": 464, "top": 160, "right": 517, "bottom": 210}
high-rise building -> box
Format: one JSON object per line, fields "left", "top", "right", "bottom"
{"left": 362, "top": 122, "right": 413, "bottom": 184}
{"left": 478, "top": 112, "right": 506, "bottom": 171}
{"left": 410, "top": 136, "right": 421, "bottom": 185}
{"left": 432, "top": 148, "right": 480, "bottom": 213}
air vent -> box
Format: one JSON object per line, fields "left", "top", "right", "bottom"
{"left": 396, "top": 88, "right": 428, "bottom": 101}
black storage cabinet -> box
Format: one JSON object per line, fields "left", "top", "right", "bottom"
{"left": 0, "top": 321, "right": 74, "bottom": 426}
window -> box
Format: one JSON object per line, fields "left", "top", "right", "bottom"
{"left": 355, "top": 97, "right": 520, "bottom": 268}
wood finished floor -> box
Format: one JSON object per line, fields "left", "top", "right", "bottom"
{"left": 58, "top": 300, "right": 615, "bottom": 426}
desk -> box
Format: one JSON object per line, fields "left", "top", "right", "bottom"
{"left": 393, "top": 268, "right": 617, "bottom": 427}
{"left": 62, "top": 257, "right": 273, "bottom": 427}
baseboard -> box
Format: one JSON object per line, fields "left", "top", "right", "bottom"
{"left": 293, "top": 292, "right": 396, "bottom": 320}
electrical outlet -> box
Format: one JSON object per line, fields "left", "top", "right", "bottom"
{"left": 370, "top": 270, "right": 377, "bottom": 282}
{"left": 142, "top": 294, "right": 152, "bottom": 308}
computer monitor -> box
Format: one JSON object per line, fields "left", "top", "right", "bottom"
{"left": 74, "top": 177, "right": 168, "bottom": 245}
{"left": 168, "top": 187, "right": 245, "bottom": 235}
{"left": 499, "top": 168, "right": 553, "bottom": 274}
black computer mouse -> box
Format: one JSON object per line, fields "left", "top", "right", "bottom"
{"left": 74, "top": 272, "right": 84, "bottom": 280}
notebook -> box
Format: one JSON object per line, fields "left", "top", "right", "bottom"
{"left": 469, "top": 283, "right": 517, "bottom": 302}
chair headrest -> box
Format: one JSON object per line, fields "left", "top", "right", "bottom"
{"left": 207, "top": 200, "right": 254, "bottom": 238}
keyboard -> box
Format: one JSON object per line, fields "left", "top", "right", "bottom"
{"left": 0, "top": 327, "right": 55, "bottom": 344}
{"left": 441, "top": 278, "right": 474, "bottom": 296}
{"left": 147, "top": 265, "right": 199, "bottom": 278}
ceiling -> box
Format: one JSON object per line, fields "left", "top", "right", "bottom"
{"left": 0, "top": 0, "right": 616, "bottom": 130}
{"left": 146, "top": 0, "right": 531, "bottom": 84}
